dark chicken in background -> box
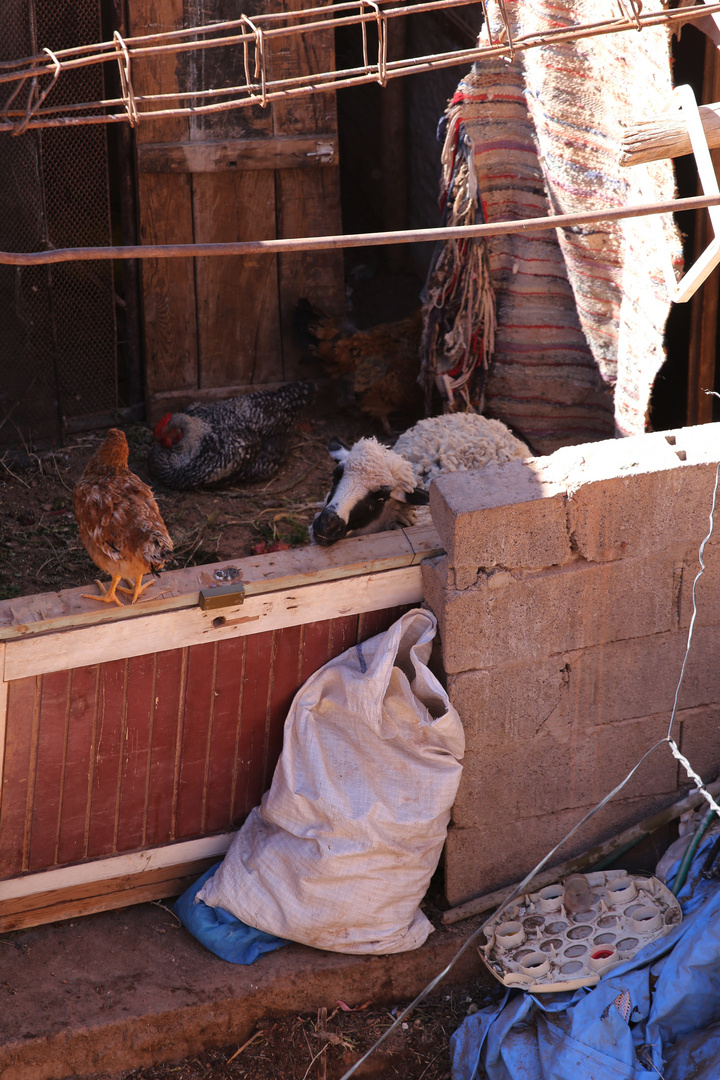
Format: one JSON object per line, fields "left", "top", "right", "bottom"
{"left": 294, "top": 300, "right": 424, "bottom": 434}
{"left": 148, "top": 381, "right": 316, "bottom": 489}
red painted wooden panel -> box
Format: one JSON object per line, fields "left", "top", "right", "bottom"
{"left": 117, "top": 653, "right": 157, "bottom": 852}
{"left": 146, "top": 648, "right": 185, "bottom": 847}
{"left": 87, "top": 659, "right": 127, "bottom": 858}
{"left": 234, "top": 630, "right": 274, "bottom": 819}
{"left": 175, "top": 641, "right": 217, "bottom": 839}
{"left": 330, "top": 614, "right": 359, "bottom": 660}
{"left": 27, "top": 670, "right": 71, "bottom": 872}
{"left": 57, "top": 665, "right": 99, "bottom": 866}
{"left": 358, "top": 607, "right": 400, "bottom": 641}
{"left": 264, "top": 625, "right": 303, "bottom": 792}
{"left": 300, "top": 618, "right": 333, "bottom": 685}
{"left": 205, "top": 636, "right": 245, "bottom": 834}
{"left": 1, "top": 604, "right": 412, "bottom": 879}
{"left": 0, "top": 676, "right": 38, "bottom": 876}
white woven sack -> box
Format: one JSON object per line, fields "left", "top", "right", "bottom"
{"left": 197, "top": 608, "right": 464, "bottom": 954}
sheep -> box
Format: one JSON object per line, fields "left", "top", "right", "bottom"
{"left": 311, "top": 413, "right": 531, "bottom": 546}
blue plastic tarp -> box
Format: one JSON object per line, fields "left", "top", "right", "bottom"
{"left": 174, "top": 862, "right": 287, "bottom": 965}
{"left": 451, "top": 837, "right": 720, "bottom": 1080}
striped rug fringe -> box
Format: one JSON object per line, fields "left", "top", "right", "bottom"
{"left": 420, "top": 123, "right": 496, "bottom": 414}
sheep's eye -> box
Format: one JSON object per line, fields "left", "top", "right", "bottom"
{"left": 375, "top": 487, "right": 391, "bottom": 503}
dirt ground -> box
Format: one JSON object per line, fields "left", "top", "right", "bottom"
{"left": 0, "top": 410, "right": 388, "bottom": 603}
{"left": 117, "top": 972, "right": 499, "bottom": 1080}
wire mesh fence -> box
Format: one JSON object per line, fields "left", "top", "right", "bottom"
{"left": 0, "top": 0, "right": 117, "bottom": 446}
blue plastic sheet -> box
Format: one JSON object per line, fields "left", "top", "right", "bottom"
{"left": 451, "top": 837, "right": 720, "bottom": 1080}
{"left": 174, "top": 862, "right": 287, "bottom": 965}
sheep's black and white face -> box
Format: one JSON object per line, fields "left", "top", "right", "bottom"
{"left": 311, "top": 437, "right": 428, "bottom": 547}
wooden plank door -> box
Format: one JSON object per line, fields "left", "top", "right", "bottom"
{"left": 127, "top": 0, "right": 344, "bottom": 420}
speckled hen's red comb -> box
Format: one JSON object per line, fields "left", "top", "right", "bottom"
{"left": 153, "top": 412, "right": 172, "bottom": 440}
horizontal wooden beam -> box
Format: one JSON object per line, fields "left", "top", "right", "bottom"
{"left": 0, "top": 525, "right": 442, "bottom": 643}
{"left": 3, "top": 565, "right": 426, "bottom": 680}
{"left": 0, "top": 874, "right": 205, "bottom": 933}
{"left": 137, "top": 136, "right": 338, "bottom": 173}
{"left": 0, "top": 834, "right": 234, "bottom": 930}
{"left": 0, "top": 832, "right": 234, "bottom": 903}
{"left": 620, "top": 101, "right": 720, "bottom": 166}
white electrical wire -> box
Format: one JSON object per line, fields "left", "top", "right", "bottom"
{"left": 339, "top": 421, "right": 720, "bottom": 1080}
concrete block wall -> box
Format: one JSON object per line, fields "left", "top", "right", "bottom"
{"left": 423, "top": 423, "right": 720, "bottom": 907}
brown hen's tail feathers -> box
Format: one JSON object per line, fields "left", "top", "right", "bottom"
{"left": 84, "top": 428, "right": 130, "bottom": 476}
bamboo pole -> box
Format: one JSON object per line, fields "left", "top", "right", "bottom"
{"left": 0, "top": 191, "right": 718, "bottom": 266}
{"left": 443, "top": 778, "right": 720, "bottom": 925}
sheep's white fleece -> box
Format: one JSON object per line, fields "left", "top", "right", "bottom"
{"left": 394, "top": 413, "right": 530, "bottom": 489}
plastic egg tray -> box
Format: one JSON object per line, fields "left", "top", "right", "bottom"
{"left": 478, "top": 870, "right": 682, "bottom": 993}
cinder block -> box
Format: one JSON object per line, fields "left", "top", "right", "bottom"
{"left": 678, "top": 540, "right": 720, "bottom": 629}
{"left": 447, "top": 659, "right": 573, "bottom": 747}
{"left": 562, "top": 629, "right": 720, "bottom": 729}
{"left": 676, "top": 707, "right": 720, "bottom": 785}
{"left": 431, "top": 552, "right": 675, "bottom": 674}
{"left": 450, "top": 712, "right": 676, "bottom": 830}
{"left": 429, "top": 425, "right": 720, "bottom": 578}
{"left": 444, "top": 790, "right": 681, "bottom": 906}
{"left": 430, "top": 463, "right": 571, "bottom": 584}
{"left": 568, "top": 463, "right": 720, "bottom": 564}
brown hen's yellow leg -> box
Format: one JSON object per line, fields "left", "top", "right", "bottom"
{"left": 82, "top": 575, "right": 124, "bottom": 607}
{"left": 117, "top": 575, "right": 155, "bottom": 604}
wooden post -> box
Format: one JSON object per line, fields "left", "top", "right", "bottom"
{"left": 128, "top": 0, "right": 199, "bottom": 400}
{"left": 381, "top": 14, "right": 408, "bottom": 274}
{"left": 687, "top": 42, "right": 720, "bottom": 426}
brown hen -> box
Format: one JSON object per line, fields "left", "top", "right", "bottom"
{"left": 297, "top": 301, "right": 424, "bottom": 433}
{"left": 73, "top": 428, "right": 173, "bottom": 606}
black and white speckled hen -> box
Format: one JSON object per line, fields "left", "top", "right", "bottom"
{"left": 148, "top": 380, "right": 316, "bottom": 490}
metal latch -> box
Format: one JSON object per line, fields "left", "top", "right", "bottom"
{"left": 198, "top": 583, "right": 245, "bottom": 610}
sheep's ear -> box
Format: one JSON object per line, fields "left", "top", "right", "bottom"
{"left": 327, "top": 436, "right": 351, "bottom": 463}
{"left": 390, "top": 484, "right": 429, "bottom": 505}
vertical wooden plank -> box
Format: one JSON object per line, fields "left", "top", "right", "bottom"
{"left": 27, "top": 671, "right": 71, "bottom": 872}
{"left": 116, "top": 653, "right": 157, "bottom": 852}
{"left": 299, "top": 618, "right": 333, "bottom": 684}
{"left": 136, "top": 175, "right": 198, "bottom": 395}
{"left": 329, "top": 615, "right": 360, "bottom": 660}
{"left": 194, "top": 171, "right": 282, "bottom": 388}
{"left": 205, "top": 636, "right": 245, "bottom": 834}
{"left": 275, "top": 166, "right": 344, "bottom": 379}
{"left": 87, "top": 659, "right": 127, "bottom": 859}
{"left": 687, "top": 41, "right": 720, "bottom": 425}
{"left": 357, "top": 605, "right": 412, "bottom": 643}
{"left": 264, "top": 625, "right": 303, "bottom": 790}
{"left": 175, "top": 641, "right": 216, "bottom": 838}
{"left": 0, "top": 677, "right": 38, "bottom": 877}
{"left": 128, "top": 0, "right": 198, "bottom": 398}
{"left": 234, "top": 630, "right": 274, "bottom": 820}
{"left": 187, "top": 0, "right": 281, "bottom": 389}
{"left": 57, "top": 664, "right": 99, "bottom": 867}
{"left": 146, "top": 648, "right": 185, "bottom": 847}
{"left": 273, "top": 0, "right": 344, "bottom": 378}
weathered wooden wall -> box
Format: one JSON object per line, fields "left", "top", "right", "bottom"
{"left": 128, "top": 0, "right": 345, "bottom": 422}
